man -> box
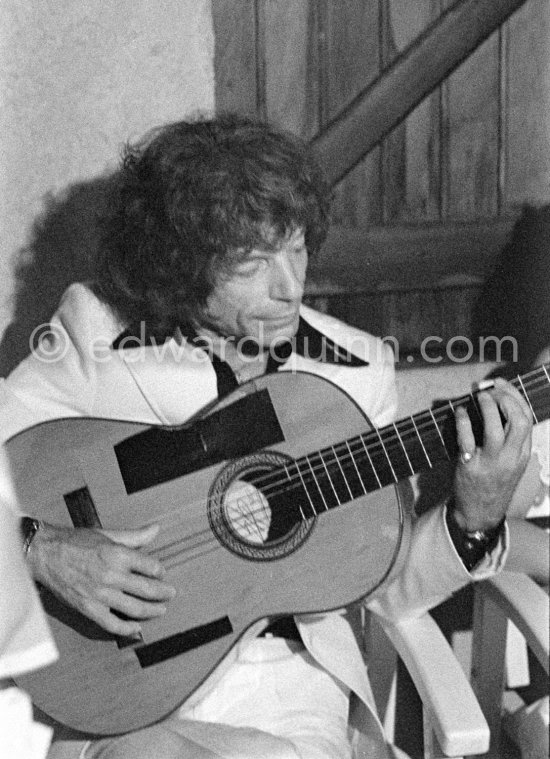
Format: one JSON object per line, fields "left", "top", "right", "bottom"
{"left": 0, "top": 115, "right": 533, "bottom": 758}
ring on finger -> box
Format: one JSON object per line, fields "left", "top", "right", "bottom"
{"left": 459, "top": 449, "right": 474, "bottom": 465}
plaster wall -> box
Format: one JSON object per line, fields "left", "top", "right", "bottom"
{"left": 0, "top": 0, "right": 214, "bottom": 373}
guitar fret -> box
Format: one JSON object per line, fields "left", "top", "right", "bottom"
{"left": 467, "top": 393, "right": 483, "bottom": 422}
{"left": 318, "top": 451, "right": 342, "bottom": 507}
{"left": 291, "top": 460, "right": 318, "bottom": 518}
{"left": 373, "top": 429, "right": 398, "bottom": 483}
{"left": 393, "top": 423, "right": 414, "bottom": 476}
{"left": 429, "top": 408, "right": 450, "bottom": 460}
{"left": 283, "top": 462, "right": 308, "bottom": 521}
{"left": 518, "top": 375, "right": 538, "bottom": 423}
{"left": 345, "top": 441, "right": 368, "bottom": 496}
{"left": 359, "top": 435, "right": 383, "bottom": 489}
{"left": 306, "top": 454, "right": 330, "bottom": 512}
{"left": 331, "top": 445, "right": 354, "bottom": 501}
{"left": 389, "top": 419, "right": 430, "bottom": 477}
{"left": 411, "top": 416, "right": 432, "bottom": 468}
{"left": 326, "top": 448, "right": 362, "bottom": 501}
{"left": 464, "top": 393, "right": 485, "bottom": 450}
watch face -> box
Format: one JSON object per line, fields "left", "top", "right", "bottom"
{"left": 21, "top": 516, "right": 41, "bottom": 554}
{"left": 446, "top": 507, "right": 505, "bottom": 572}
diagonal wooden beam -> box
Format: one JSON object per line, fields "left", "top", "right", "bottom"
{"left": 311, "top": 0, "right": 529, "bottom": 186}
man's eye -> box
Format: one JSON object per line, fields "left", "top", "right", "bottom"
{"left": 236, "top": 259, "right": 266, "bottom": 276}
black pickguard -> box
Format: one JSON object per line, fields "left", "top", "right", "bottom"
{"left": 114, "top": 389, "right": 284, "bottom": 494}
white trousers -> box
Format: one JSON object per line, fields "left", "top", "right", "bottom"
{"left": 49, "top": 638, "right": 352, "bottom": 759}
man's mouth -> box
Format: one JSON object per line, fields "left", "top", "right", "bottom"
{"left": 262, "top": 311, "right": 298, "bottom": 324}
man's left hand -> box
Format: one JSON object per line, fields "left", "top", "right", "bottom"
{"left": 453, "top": 377, "right": 533, "bottom": 532}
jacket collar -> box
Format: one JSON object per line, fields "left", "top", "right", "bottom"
{"left": 113, "top": 315, "right": 369, "bottom": 399}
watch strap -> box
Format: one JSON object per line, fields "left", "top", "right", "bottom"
{"left": 446, "top": 502, "right": 505, "bottom": 572}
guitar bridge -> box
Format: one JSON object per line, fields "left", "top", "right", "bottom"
{"left": 115, "top": 630, "right": 145, "bottom": 649}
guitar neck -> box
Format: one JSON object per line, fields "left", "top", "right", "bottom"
{"left": 283, "top": 363, "right": 550, "bottom": 517}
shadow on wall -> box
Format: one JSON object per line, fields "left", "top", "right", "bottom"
{"left": 0, "top": 173, "right": 118, "bottom": 377}
{"left": 473, "top": 203, "right": 550, "bottom": 374}
{"left": 413, "top": 204, "right": 550, "bottom": 514}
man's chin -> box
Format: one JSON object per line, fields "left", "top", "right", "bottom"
{"left": 238, "top": 314, "right": 299, "bottom": 353}
{"left": 262, "top": 318, "right": 299, "bottom": 346}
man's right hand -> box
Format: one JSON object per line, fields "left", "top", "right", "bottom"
{"left": 27, "top": 522, "right": 176, "bottom": 636}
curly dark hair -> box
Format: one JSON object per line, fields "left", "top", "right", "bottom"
{"left": 94, "top": 114, "right": 331, "bottom": 335}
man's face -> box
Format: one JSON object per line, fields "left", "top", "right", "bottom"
{"left": 197, "top": 228, "right": 308, "bottom": 351}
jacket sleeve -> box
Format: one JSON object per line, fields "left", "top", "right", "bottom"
{"left": 357, "top": 344, "right": 508, "bottom": 622}
{"left": 0, "top": 283, "right": 161, "bottom": 446}
{"left": 0, "top": 300, "right": 98, "bottom": 445}
{"left": 366, "top": 501, "right": 509, "bottom": 622}
{"left": 363, "top": 340, "right": 398, "bottom": 429}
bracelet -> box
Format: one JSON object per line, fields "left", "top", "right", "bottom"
{"left": 445, "top": 501, "right": 505, "bottom": 572}
{"left": 20, "top": 516, "right": 42, "bottom": 555}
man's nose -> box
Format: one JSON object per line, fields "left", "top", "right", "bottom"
{"left": 271, "top": 256, "right": 304, "bottom": 301}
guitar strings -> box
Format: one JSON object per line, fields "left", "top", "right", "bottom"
{"left": 152, "top": 370, "right": 550, "bottom": 559}
{"left": 149, "top": 368, "right": 549, "bottom": 564}
{"left": 179, "top": 372, "right": 550, "bottom": 509}
{"left": 154, "top": 376, "right": 550, "bottom": 561}
{"left": 245, "top": 369, "right": 550, "bottom": 500}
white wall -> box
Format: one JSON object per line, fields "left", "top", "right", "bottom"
{"left": 0, "top": 0, "right": 214, "bottom": 373}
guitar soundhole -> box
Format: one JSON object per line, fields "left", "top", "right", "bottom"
{"left": 207, "top": 451, "right": 314, "bottom": 561}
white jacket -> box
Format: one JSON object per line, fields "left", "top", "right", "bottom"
{"left": 0, "top": 283, "right": 507, "bottom": 741}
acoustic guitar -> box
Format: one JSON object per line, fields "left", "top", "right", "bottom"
{"left": 9, "top": 364, "right": 550, "bottom": 735}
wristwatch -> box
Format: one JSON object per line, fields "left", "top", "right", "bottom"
{"left": 445, "top": 501, "right": 505, "bottom": 572}
{"left": 20, "top": 516, "right": 42, "bottom": 555}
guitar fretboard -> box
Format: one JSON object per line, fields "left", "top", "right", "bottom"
{"left": 261, "top": 363, "right": 550, "bottom": 519}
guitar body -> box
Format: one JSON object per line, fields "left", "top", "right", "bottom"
{"left": 9, "top": 371, "right": 406, "bottom": 735}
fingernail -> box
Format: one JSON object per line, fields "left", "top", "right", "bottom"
{"left": 476, "top": 379, "right": 495, "bottom": 391}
